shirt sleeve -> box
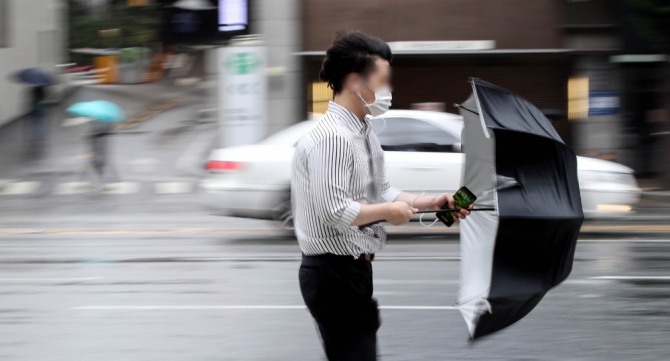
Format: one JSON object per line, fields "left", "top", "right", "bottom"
{"left": 308, "top": 135, "right": 361, "bottom": 231}
{"left": 380, "top": 167, "right": 401, "bottom": 202}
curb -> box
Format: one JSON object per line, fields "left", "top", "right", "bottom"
{"left": 642, "top": 191, "right": 670, "bottom": 203}
{"left": 116, "top": 96, "right": 190, "bottom": 130}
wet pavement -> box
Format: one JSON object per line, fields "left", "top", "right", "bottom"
{"left": 2, "top": 83, "right": 670, "bottom": 360}
{"left": 0, "top": 197, "right": 669, "bottom": 360}
{"left": 0, "top": 82, "right": 214, "bottom": 186}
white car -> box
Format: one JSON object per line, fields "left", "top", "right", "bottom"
{"left": 200, "top": 110, "right": 641, "bottom": 225}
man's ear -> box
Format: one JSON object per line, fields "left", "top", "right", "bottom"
{"left": 345, "top": 73, "right": 362, "bottom": 94}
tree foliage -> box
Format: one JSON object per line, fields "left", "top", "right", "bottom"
{"left": 68, "top": 1, "right": 162, "bottom": 63}
{"left": 624, "top": 0, "right": 670, "bottom": 53}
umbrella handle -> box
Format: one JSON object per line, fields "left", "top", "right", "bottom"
{"left": 359, "top": 207, "right": 495, "bottom": 228}
{"left": 415, "top": 207, "right": 495, "bottom": 214}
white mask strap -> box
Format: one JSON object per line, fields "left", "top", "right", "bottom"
{"left": 355, "top": 89, "right": 372, "bottom": 116}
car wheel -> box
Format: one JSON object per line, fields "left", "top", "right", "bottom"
{"left": 273, "top": 190, "right": 294, "bottom": 230}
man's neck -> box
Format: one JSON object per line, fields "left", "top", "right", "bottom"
{"left": 333, "top": 92, "right": 367, "bottom": 121}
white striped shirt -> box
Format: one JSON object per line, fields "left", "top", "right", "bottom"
{"left": 291, "top": 101, "right": 401, "bottom": 257}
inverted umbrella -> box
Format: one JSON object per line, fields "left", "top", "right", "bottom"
{"left": 456, "top": 78, "right": 583, "bottom": 340}
{"left": 67, "top": 100, "right": 125, "bottom": 123}
{"left": 13, "top": 68, "right": 55, "bottom": 86}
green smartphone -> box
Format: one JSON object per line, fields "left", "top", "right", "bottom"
{"left": 436, "top": 186, "right": 477, "bottom": 227}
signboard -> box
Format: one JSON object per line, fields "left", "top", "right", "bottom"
{"left": 218, "top": 44, "right": 267, "bottom": 147}
{"left": 218, "top": 0, "right": 248, "bottom": 32}
{"left": 163, "top": 0, "right": 249, "bottom": 44}
{"left": 388, "top": 40, "right": 495, "bottom": 52}
{"left": 589, "top": 91, "right": 620, "bottom": 116}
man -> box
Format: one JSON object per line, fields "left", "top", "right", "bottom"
{"left": 292, "top": 31, "right": 471, "bottom": 360}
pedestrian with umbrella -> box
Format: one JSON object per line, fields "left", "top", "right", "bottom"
{"left": 12, "top": 68, "right": 55, "bottom": 141}
{"left": 291, "top": 31, "right": 472, "bottom": 360}
{"left": 66, "top": 100, "right": 125, "bottom": 189}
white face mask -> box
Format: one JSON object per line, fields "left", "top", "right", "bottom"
{"left": 356, "top": 86, "right": 392, "bottom": 117}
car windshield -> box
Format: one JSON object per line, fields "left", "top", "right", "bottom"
{"left": 371, "top": 117, "right": 461, "bottom": 153}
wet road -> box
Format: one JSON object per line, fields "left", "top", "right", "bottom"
{"left": 1, "top": 212, "right": 669, "bottom": 360}
{"left": 2, "top": 80, "right": 669, "bottom": 360}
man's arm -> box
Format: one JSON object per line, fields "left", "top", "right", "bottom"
{"left": 395, "top": 192, "right": 440, "bottom": 210}
{"left": 395, "top": 192, "right": 472, "bottom": 223}
{"left": 308, "top": 135, "right": 415, "bottom": 229}
{"left": 372, "top": 136, "right": 467, "bottom": 224}
{"left": 308, "top": 135, "right": 360, "bottom": 231}
{"left": 352, "top": 201, "right": 416, "bottom": 227}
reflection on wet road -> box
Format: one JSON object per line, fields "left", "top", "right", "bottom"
{"left": 1, "top": 228, "right": 669, "bottom": 360}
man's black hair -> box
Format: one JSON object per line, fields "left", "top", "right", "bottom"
{"left": 319, "top": 31, "right": 392, "bottom": 94}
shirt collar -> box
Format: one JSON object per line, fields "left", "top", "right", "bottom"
{"left": 327, "top": 101, "right": 370, "bottom": 133}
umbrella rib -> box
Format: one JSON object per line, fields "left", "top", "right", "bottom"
{"left": 453, "top": 103, "right": 479, "bottom": 115}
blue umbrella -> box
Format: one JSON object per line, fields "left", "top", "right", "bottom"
{"left": 67, "top": 100, "right": 125, "bottom": 123}
{"left": 13, "top": 68, "right": 55, "bottom": 86}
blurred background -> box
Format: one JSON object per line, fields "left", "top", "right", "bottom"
{"left": 1, "top": 1, "right": 670, "bottom": 360}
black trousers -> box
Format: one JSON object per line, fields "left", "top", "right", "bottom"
{"left": 299, "top": 254, "right": 380, "bottom": 361}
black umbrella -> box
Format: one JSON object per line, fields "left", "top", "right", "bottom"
{"left": 13, "top": 68, "right": 55, "bottom": 86}
{"left": 456, "top": 78, "right": 584, "bottom": 340}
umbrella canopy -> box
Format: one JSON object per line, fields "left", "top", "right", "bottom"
{"left": 67, "top": 100, "right": 125, "bottom": 123}
{"left": 457, "top": 79, "right": 584, "bottom": 340}
{"left": 13, "top": 68, "right": 55, "bottom": 86}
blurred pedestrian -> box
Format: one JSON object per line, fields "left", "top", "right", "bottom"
{"left": 28, "top": 85, "right": 47, "bottom": 141}
{"left": 291, "top": 31, "right": 470, "bottom": 360}
{"left": 66, "top": 100, "right": 124, "bottom": 191}
{"left": 84, "top": 121, "right": 117, "bottom": 189}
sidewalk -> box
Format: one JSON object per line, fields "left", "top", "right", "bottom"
{"left": 0, "top": 81, "right": 211, "bottom": 184}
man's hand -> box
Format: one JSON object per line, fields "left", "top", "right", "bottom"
{"left": 385, "top": 201, "right": 418, "bottom": 226}
{"left": 430, "top": 193, "right": 472, "bottom": 225}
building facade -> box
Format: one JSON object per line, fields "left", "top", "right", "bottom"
{"left": 299, "top": 0, "right": 664, "bottom": 177}
{"left": 0, "top": 0, "right": 67, "bottom": 127}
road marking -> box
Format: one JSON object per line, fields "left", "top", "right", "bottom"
{"left": 155, "top": 182, "right": 193, "bottom": 194}
{"left": 102, "top": 182, "right": 141, "bottom": 195}
{"left": 577, "top": 238, "right": 670, "bottom": 243}
{"left": 382, "top": 306, "right": 458, "bottom": 310}
{"left": 128, "top": 158, "right": 158, "bottom": 173}
{"left": 0, "top": 181, "right": 41, "bottom": 195}
{"left": 0, "top": 277, "right": 103, "bottom": 282}
{"left": 72, "top": 305, "right": 458, "bottom": 311}
{"left": 581, "top": 225, "right": 670, "bottom": 232}
{"left": 1, "top": 225, "right": 670, "bottom": 241}
{"left": 53, "top": 182, "right": 92, "bottom": 195}
{"left": 0, "top": 227, "right": 271, "bottom": 235}
{"left": 0, "top": 242, "right": 169, "bottom": 246}
{"left": 590, "top": 276, "right": 670, "bottom": 281}
{"left": 562, "top": 279, "right": 604, "bottom": 285}
{"left": 389, "top": 225, "right": 670, "bottom": 234}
